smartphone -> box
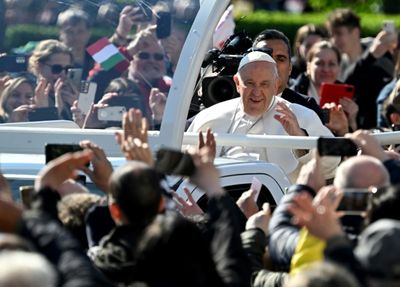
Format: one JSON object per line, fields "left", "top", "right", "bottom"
{"left": 78, "top": 81, "right": 97, "bottom": 115}
{"left": 155, "top": 148, "right": 196, "bottom": 176}
{"left": 106, "top": 96, "right": 143, "bottom": 110}
{"left": 317, "top": 137, "right": 358, "bottom": 156}
{"left": 19, "top": 185, "right": 34, "bottom": 209}
{"left": 337, "top": 188, "right": 371, "bottom": 214}
{"left": 383, "top": 20, "right": 396, "bottom": 34}
{"left": 0, "top": 55, "right": 28, "bottom": 73}
{"left": 45, "top": 143, "right": 84, "bottom": 163}
{"left": 319, "top": 83, "right": 355, "bottom": 108}
{"left": 97, "top": 106, "right": 125, "bottom": 122}
{"left": 67, "top": 68, "right": 83, "bottom": 90}
{"left": 156, "top": 11, "right": 172, "bottom": 39}
{"left": 28, "top": 107, "right": 59, "bottom": 122}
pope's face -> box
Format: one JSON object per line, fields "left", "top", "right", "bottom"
{"left": 234, "top": 61, "right": 279, "bottom": 117}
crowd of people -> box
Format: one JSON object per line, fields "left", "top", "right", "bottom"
{"left": 1, "top": 1, "right": 400, "bottom": 286}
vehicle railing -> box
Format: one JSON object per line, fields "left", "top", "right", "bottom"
{"left": 0, "top": 126, "right": 399, "bottom": 156}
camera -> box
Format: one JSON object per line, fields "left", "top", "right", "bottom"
{"left": 200, "top": 32, "right": 253, "bottom": 108}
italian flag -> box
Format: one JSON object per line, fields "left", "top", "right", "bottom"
{"left": 87, "top": 37, "right": 129, "bottom": 72}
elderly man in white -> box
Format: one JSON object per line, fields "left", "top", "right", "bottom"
{"left": 188, "top": 51, "right": 339, "bottom": 182}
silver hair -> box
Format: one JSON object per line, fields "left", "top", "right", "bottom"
{"left": 0, "top": 251, "right": 58, "bottom": 287}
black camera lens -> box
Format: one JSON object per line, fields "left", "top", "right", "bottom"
{"left": 202, "top": 76, "right": 238, "bottom": 107}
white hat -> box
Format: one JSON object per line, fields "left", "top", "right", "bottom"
{"left": 238, "top": 51, "right": 276, "bottom": 71}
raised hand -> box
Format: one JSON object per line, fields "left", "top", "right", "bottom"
{"left": 198, "top": 128, "right": 216, "bottom": 162}
{"left": 274, "top": 102, "right": 306, "bottom": 136}
{"left": 172, "top": 187, "right": 204, "bottom": 217}
{"left": 126, "top": 25, "right": 158, "bottom": 56}
{"left": 323, "top": 103, "right": 349, "bottom": 136}
{"left": 8, "top": 105, "right": 33, "bottom": 123}
{"left": 115, "top": 108, "right": 154, "bottom": 164}
{"left": 288, "top": 185, "right": 344, "bottom": 240}
{"left": 296, "top": 149, "right": 326, "bottom": 192}
{"left": 149, "top": 88, "right": 167, "bottom": 123}
{"left": 236, "top": 188, "right": 259, "bottom": 219}
{"left": 71, "top": 100, "right": 85, "bottom": 127}
{"left": 339, "top": 97, "right": 358, "bottom": 131}
{"left": 245, "top": 203, "right": 272, "bottom": 235}
{"left": 35, "top": 150, "right": 93, "bottom": 192}
{"left": 79, "top": 140, "right": 113, "bottom": 193}
{"left": 34, "top": 79, "right": 50, "bottom": 107}
{"left": 115, "top": 5, "right": 148, "bottom": 39}
{"left": 345, "top": 130, "right": 389, "bottom": 161}
{"left": 189, "top": 147, "right": 224, "bottom": 196}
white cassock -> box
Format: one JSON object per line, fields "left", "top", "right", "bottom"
{"left": 187, "top": 96, "right": 340, "bottom": 183}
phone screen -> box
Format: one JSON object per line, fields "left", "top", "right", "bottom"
{"left": 156, "top": 11, "right": 172, "bottom": 39}
{"left": 155, "top": 148, "right": 196, "bottom": 176}
{"left": 0, "top": 55, "right": 27, "bottom": 73}
{"left": 337, "top": 189, "right": 371, "bottom": 214}
{"left": 317, "top": 137, "right": 358, "bottom": 156}
{"left": 45, "top": 143, "right": 84, "bottom": 163}
{"left": 28, "top": 107, "right": 59, "bottom": 122}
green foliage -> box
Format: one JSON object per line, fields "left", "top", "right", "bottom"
{"left": 235, "top": 11, "right": 400, "bottom": 44}
{"left": 308, "top": 0, "right": 382, "bottom": 13}
{"left": 4, "top": 24, "right": 114, "bottom": 53}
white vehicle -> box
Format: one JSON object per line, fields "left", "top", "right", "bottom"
{"left": 1, "top": 0, "right": 400, "bottom": 205}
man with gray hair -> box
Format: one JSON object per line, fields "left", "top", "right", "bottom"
{"left": 188, "top": 51, "right": 339, "bottom": 182}
{"left": 334, "top": 155, "right": 390, "bottom": 189}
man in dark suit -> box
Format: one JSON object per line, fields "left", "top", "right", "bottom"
{"left": 253, "top": 29, "right": 325, "bottom": 123}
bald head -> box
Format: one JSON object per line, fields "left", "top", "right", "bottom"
{"left": 334, "top": 155, "right": 390, "bottom": 189}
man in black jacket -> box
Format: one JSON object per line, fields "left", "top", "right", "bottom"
{"left": 326, "top": 8, "right": 396, "bottom": 129}
{"left": 253, "top": 29, "right": 325, "bottom": 123}
{"left": 87, "top": 147, "right": 251, "bottom": 287}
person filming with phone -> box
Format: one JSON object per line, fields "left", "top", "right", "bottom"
{"left": 188, "top": 51, "right": 340, "bottom": 183}
{"left": 291, "top": 40, "right": 359, "bottom": 135}
{"left": 89, "top": 4, "right": 171, "bottom": 124}
{"left": 28, "top": 39, "right": 79, "bottom": 121}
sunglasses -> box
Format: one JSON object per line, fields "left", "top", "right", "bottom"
{"left": 44, "top": 63, "right": 73, "bottom": 74}
{"left": 137, "top": 51, "right": 164, "bottom": 61}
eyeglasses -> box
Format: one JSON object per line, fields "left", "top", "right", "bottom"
{"left": 137, "top": 51, "right": 164, "bottom": 61}
{"left": 43, "top": 63, "right": 73, "bottom": 74}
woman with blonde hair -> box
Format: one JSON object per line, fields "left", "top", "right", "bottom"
{"left": 28, "top": 39, "right": 78, "bottom": 120}
{"left": 0, "top": 76, "right": 34, "bottom": 123}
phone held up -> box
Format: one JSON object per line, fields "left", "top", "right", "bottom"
{"left": 317, "top": 137, "right": 358, "bottom": 157}
{"left": 337, "top": 188, "right": 374, "bottom": 215}
{"left": 155, "top": 148, "right": 196, "bottom": 177}
{"left": 383, "top": 20, "right": 396, "bottom": 34}
{"left": 156, "top": 11, "right": 172, "bottom": 39}
{"left": 78, "top": 81, "right": 97, "bottom": 115}
{"left": 45, "top": 143, "right": 88, "bottom": 184}
{"left": 319, "top": 83, "right": 355, "bottom": 108}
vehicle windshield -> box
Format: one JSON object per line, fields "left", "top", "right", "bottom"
{"left": 0, "top": 0, "right": 210, "bottom": 132}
